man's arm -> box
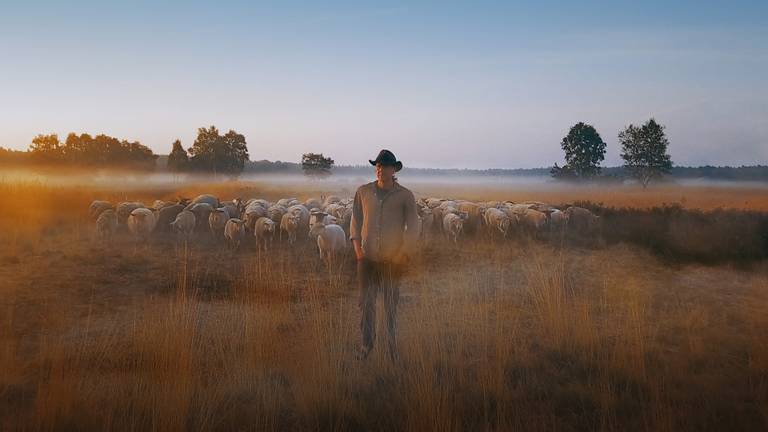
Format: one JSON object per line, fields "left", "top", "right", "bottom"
{"left": 349, "top": 189, "right": 364, "bottom": 260}
{"left": 400, "top": 190, "right": 420, "bottom": 258}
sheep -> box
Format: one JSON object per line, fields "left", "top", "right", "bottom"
{"left": 431, "top": 206, "right": 445, "bottom": 235}
{"left": 152, "top": 200, "right": 173, "bottom": 210}
{"left": 254, "top": 217, "right": 276, "bottom": 253}
{"left": 548, "top": 209, "right": 569, "bottom": 233}
{"left": 219, "top": 203, "right": 240, "bottom": 219}
{"left": 224, "top": 218, "right": 246, "bottom": 250}
{"left": 245, "top": 198, "right": 271, "bottom": 209}
{"left": 339, "top": 207, "right": 353, "bottom": 237}
{"left": 443, "top": 212, "right": 465, "bottom": 244}
{"left": 304, "top": 197, "right": 323, "bottom": 211}
{"left": 438, "top": 200, "right": 457, "bottom": 211}
{"left": 243, "top": 201, "right": 269, "bottom": 232}
{"left": 267, "top": 205, "right": 287, "bottom": 226}
{"left": 419, "top": 208, "right": 435, "bottom": 239}
{"left": 208, "top": 208, "right": 231, "bottom": 239}
{"left": 185, "top": 194, "right": 219, "bottom": 210}
{"left": 521, "top": 208, "right": 548, "bottom": 234}
{"left": 89, "top": 200, "right": 113, "bottom": 221}
{"left": 483, "top": 207, "right": 512, "bottom": 240}
{"left": 457, "top": 201, "right": 483, "bottom": 235}
{"left": 308, "top": 222, "right": 347, "bottom": 267}
{"left": 287, "top": 204, "right": 310, "bottom": 234}
{"left": 116, "top": 202, "right": 144, "bottom": 226}
{"left": 276, "top": 198, "right": 297, "bottom": 208}
{"left": 425, "top": 198, "right": 446, "bottom": 209}
{"left": 323, "top": 203, "right": 345, "bottom": 220}
{"left": 280, "top": 212, "right": 301, "bottom": 244}
{"left": 309, "top": 210, "right": 337, "bottom": 231}
{"left": 188, "top": 203, "right": 214, "bottom": 232}
{"left": 127, "top": 208, "right": 157, "bottom": 242}
{"left": 505, "top": 203, "right": 535, "bottom": 216}
{"left": 322, "top": 195, "right": 342, "bottom": 208}
{"left": 564, "top": 206, "right": 600, "bottom": 234}
{"left": 220, "top": 198, "right": 244, "bottom": 218}
{"left": 154, "top": 204, "right": 184, "bottom": 233}
{"left": 170, "top": 210, "right": 196, "bottom": 240}
{"left": 95, "top": 209, "right": 118, "bottom": 243}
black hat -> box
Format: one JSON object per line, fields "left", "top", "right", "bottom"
{"left": 369, "top": 149, "right": 403, "bottom": 172}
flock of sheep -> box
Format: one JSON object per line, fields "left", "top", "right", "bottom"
{"left": 88, "top": 193, "right": 601, "bottom": 263}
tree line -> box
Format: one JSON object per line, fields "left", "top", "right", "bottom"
{"left": 1, "top": 119, "right": 766, "bottom": 182}
{"left": 26, "top": 133, "right": 158, "bottom": 169}
{"left": 551, "top": 118, "right": 673, "bottom": 188}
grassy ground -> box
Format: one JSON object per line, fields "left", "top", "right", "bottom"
{"left": 0, "top": 178, "right": 767, "bottom": 431}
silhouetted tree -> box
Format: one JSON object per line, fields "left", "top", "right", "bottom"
{"left": 187, "top": 126, "right": 249, "bottom": 176}
{"left": 167, "top": 139, "right": 189, "bottom": 172}
{"left": 28, "top": 132, "right": 156, "bottom": 169}
{"left": 553, "top": 122, "right": 606, "bottom": 180}
{"left": 301, "top": 153, "right": 334, "bottom": 179}
{"left": 28, "top": 134, "right": 62, "bottom": 162}
{"left": 619, "top": 118, "right": 673, "bottom": 188}
{"left": 549, "top": 162, "right": 576, "bottom": 180}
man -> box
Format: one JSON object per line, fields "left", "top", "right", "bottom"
{"left": 349, "top": 149, "right": 420, "bottom": 361}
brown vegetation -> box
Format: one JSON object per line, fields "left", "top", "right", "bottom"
{"left": 1, "top": 178, "right": 767, "bottom": 431}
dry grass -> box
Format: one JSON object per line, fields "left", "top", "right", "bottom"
{"left": 408, "top": 180, "right": 768, "bottom": 211}
{"left": 1, "top": 177, "right": 767, "bottom": 431}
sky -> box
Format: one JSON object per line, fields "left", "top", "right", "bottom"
{"left": 1, "top": 1, "right": 766, "bottom": 169}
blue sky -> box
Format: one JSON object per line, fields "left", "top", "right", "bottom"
{"left": 1, "top": 1, "right": 766, "bottom": 168}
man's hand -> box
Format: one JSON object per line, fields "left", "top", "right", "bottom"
{"left": 352, "top": 239, "right": 364, "bottom": 260}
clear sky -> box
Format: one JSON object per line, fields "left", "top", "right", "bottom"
{"left": 1, "top": 1, "right": 766, "bottom": 168}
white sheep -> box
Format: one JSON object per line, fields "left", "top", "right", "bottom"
{"left": 95, "top": 209, "right": 118, "bottom": 243}
{"left": 170, "top": 210, "right": 196, "bottom": 240}
{"left": 254, "top": 217, "right": 276, "bottom": 253}
{"left": 280, "top": 212, "right": 301, "bottom": 244}
{"left": 308, "top": 222, "right": 346, "bottom": 267}
{"left": 127, "top": 208, "right": 157, "bottom": 242}
{"left": 224, "top": 218, "right": 246, "bottom": 250}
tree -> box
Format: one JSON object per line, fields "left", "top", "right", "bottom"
{"left": 301, "top": 153, "right": 334, "bottom": 179}
{"left": 619, "top": 118, "right": 673, "bottom": 188}
{"left": 187, "top": 126, "right": 249, "bottom": 176}
{"left": 167, "top": 139, "right": 189, "bottom": 172}
{"left": 549, "top": 162, "right": 576, "bottom": 180}
{"left": 28, "top": 134, "right": 62, "bottom": 162}
{"left": 28, "top": 132, "right": 156, "bottom": 169}
{"left": 553, "top": 122, "right": 606, "bottom": 180}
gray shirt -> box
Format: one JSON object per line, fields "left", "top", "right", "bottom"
{"left": 349, "top": 180, "right": 420, "bottom": 263}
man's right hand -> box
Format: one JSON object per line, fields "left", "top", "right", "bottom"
{"left": 352, "top": 239, "right": 364, "bottom": 260}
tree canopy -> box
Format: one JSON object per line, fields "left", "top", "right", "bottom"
{"left": 167, "top": 139, "right": 189, "bottom": 172}
{"left": 552, "top": 122, "right": 606, "bottom": 180}
{"left": 301, "top": 153, "right": 334, "bottom": 179}
{"left": 27, "top": 133, "right": 157, "bottom": 169}
{"left": 619, "top": 118, "right": 673, "bottom": 188}
{"left": 187, "top": 126, "right": 249, "bottom": 176}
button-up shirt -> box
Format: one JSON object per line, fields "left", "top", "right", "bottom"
{"left": 349, "top": 180, "right": 420, "bottom": 263}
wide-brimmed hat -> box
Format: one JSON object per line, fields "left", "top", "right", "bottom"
{"left": 369, "top": 149, "right": 402, "bottom": 172}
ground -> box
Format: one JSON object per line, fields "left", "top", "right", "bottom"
{"left": 0, "top": 174, "right": 767, "bottom": 431}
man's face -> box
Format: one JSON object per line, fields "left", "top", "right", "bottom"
{"left": 376, "top": 163, "right": 396, "bottom": 182}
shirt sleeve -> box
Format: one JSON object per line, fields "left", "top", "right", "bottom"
{"left": 401, "top": 190, "right": 420, "bottom": 255}
{"left": 349, "top": 188, "right": 363, "bottom": 241}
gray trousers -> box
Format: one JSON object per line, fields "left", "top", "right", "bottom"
{"left": 357, "top": 257, "right": 403, "bottom": 353}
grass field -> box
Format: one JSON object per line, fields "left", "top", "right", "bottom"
{"left": 1, "top": 176, "right": 767, "bottom": 431}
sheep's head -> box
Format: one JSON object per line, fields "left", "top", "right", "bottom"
{"left": 309, "top": 222, "right": 325, "bottom": 238}
{"left": 264, "top": 219, "right": 275, "bottom": 232}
